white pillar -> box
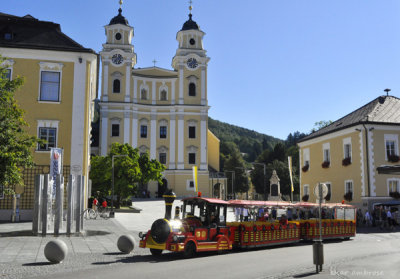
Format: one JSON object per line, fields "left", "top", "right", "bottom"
{"left": 132, "top": 109, "right": 138, "bottom": 148}
{"left": 171, "top": 79, "right": 176, "bottom": 105}
{"left": 177, "top": 111, "right": 184, "bottom": 169}
{"left": 133, "top": 78, "right": 138, "bottom": 103}
{"left": 125, "top": 63, "right": 131, "bottom": 102}
{"left": 100, "top": 109, "right": 108, "bottom": 156}
{"left": 169, "top": 109, "right": 176, "bottom": 169}
{"left": 201, "top": 66, "right": 206, "bottom": 105}
{"left": 102, "top": 62, "right": 109, "bottom": 101}
{"left": 150, "top": 111, "right": 157, "bottom": 159}
{"left": 179, "top": 65, "right": 184, "bottom": 104}
{"left": 123, "top": 110, "right": 130, "bottom": 144}
{"left": 200, "top": 114, "right": 207, "bottom": 170}
{"left": 152, "top": 80, "right": 156, "bottom": 105}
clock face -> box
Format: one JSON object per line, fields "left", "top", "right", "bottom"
{"left": 112, "top": 54, "right": 123, "bottom": 65}
{"left": 187, "top": 58, "right": 198, "bottom": 69}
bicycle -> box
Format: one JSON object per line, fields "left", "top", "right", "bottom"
{"left": 97, "top": 206, "right": 110, "bottom": 219}
{"left": 83, "top": 208, "right": 97, "bottom": 220}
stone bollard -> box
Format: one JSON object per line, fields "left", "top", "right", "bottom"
{"left": 117, "top": 235, "right": 136, "bottom": 254}
{"left": 44, "top": 239, "right": 68, "bottom": 263}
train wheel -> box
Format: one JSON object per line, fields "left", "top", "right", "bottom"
{"left": 150, "top": 248, "right": 162, "bottom": 257}
{"left": 183, "top": 242, "right": 196, "bottom": 258}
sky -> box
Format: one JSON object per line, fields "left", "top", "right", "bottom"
{"left": 3, "top": 0, "right": 400, "bottom": 140}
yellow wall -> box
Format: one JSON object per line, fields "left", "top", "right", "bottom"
{"left": 207, "top": 130, "right": 220, "bottom": 171}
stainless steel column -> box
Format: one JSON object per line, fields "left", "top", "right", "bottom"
{"left": 32, "top": 174, "right": 43, "bottom": 235}
{"left": 54, "top": 174, "right": 64, "bottom": 236}
{"left": 41, "top": 174, "right": 49, "bottom": 236}
{"left": 66, "top": 175, "right": 74, "bottom": 235}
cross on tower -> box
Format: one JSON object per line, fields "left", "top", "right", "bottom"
{"left": 189, "top": 0, "right": 193, "bottom": 13}
{"left": 152, "top": 59, "right": 157, "bottom": 67}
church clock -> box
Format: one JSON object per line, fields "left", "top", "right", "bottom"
{"left": 112, "top": 54, "right": 124, "bottom": 65}
{"left": 187, "top": 57, "right": 198, "bottom": 69}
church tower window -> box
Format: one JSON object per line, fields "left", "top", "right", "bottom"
{"left": 113, "top": 79, "right": 120, "bottom": 93}
{"left": 141, "top": 88, "right": 147, "bottom": 100}
{"left": 160, "top": 90, "right": 167, "bottom": 101}
{"left": 189, "top": 82, "right": 196, "bottom": 96}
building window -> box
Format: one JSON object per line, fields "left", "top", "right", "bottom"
{"left": 344, "top": 144, "right": 351, "bottom": 159}
{"left": 388, "top": 179, "right": 400, "bottom": 193}
{"left": 160, "top": 126, "right": 167, "bottom": 139}
{"left": 323, "top": 148, "right": 330, "bottom": 162}
{"left": 345, "top": 180, "right": 353, "bottom": 199}
{"left": 189, "top": 126, "right": 196, "bottom": 138}
{"left": 40, "top": 71, "right": 60, "bottom": 101}
{"left": 140, "top": 125, "right": 147, "bottom": 138}
{"left": 38, "top": 127, "right": 57, "bottom": 151}
{"left": 386, "top": 140, "right": 396, "bottom": 157}
{"left": 303, "top": 185, "right": 309, "bottom": 196}
{"left": 141, "top": 89, "right": 147, "bottom": 100}
{"left": 113, "top": 79, "right": 120, "bottom": 93}
{"left": 111, "top": 124, "right": 120, "bottom": 137}
{"left": 3, "top": 69, "right": 11, "bottom": 80}
{"left": 189, "top": 82, "right": 196, "bottom": 96}
{"left": 188, "top": 153, "right": 196, "bottom": 164}
{"left": 159, "top": 153, "right": 167, "bottom": 164}
{"left": 186, "top": 180, "right": 195, "bottom": 191}
{"left": 160, "top": 90, "right": 167, "bottom": 101}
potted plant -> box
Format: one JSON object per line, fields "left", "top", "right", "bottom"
{"left": 343, "top": 191, "right": 353, "bottom": 202}
{"left": 321, "top": 161, "right": 330, "bottom": 168}
{"left": 302, "top": 194, "right": 309, "bottom": 202}
{"left": 342, "top": 157, "right": 351, "bottom": 166}
{"left": 389, "top": 191, "right": 400, "bottom": 199}
{"left": 388, "top": 154, "right": 400, "bottom": 163}
{"left": 302, "top": 164, "right": 309, "bottom": 172}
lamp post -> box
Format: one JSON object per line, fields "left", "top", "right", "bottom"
{"left": 252, "top": 162, "right": 267, "bottom": 200}
{"left": 225, "top": 171, "right": 235, "bottom": 200}
{"left": 111, "top": 154, "right": 128, "bottom": 218}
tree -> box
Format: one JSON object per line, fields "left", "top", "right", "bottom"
{"left": 224, "top": 150, "right": 249, "bottom": 194}
{"left": 0, "top": 58, "right": 40, "bottom": 196}
{"left": 89, "top": 143, "right": 165, "bottom": 207}
{"left": 311, "top": 120, "right": 332, "bottom": 133}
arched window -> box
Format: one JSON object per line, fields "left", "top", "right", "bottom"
{"left": 113, "top": 79, "right": 120, "bottom": 93}
{"left": 189, "top": 83, "right": 196, "bottom": 96}
{"left": 141, "top": 89, "right": 147, "bottom": 100}
{"left": 160, "top": 90, "right": 167, "bottom": 101}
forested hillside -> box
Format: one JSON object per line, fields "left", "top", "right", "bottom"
{"left": 208, "top": 117, "right": 282, "bottom": 163}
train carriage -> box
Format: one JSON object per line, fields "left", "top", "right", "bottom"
{"left": 138, "top": 192, "right": 357, "bottom": 258}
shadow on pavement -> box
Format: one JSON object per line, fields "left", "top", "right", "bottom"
{"left": 84, "top": 230, "right": 111, "bottom": 236}
{"left": 22, "top": 262, "right": 55, "bottom": 266}
{"left": 293, "top": 271, "right": 318, "bottom": 278}
{"left": 0, "top": 230, "right": 34, "bottom": 237}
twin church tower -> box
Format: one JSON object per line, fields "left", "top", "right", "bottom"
{"left": 98, "top": 2, "right": 221, "bottom": 197}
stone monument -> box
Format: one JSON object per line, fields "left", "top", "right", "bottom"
{"left": 268, "top": 170, "right": 282, "bottom": 201}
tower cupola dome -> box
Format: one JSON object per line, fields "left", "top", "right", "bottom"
{"left": 109, "top": 8, "right": 129, "bottom": 26}
{"left": 181, "top": 14, "right": 199, "bottom": 31}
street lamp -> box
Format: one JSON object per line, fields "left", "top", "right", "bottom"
{"left": 225, "top": 170, "right": 235, "bottom": 200}
{"left": 252, "top": 162, "right": 267, "bottom": 201}
{"left": 111, "top": 154, "right": 128, "bottom": 218}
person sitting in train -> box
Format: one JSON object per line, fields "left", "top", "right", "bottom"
{"left": 287, "top": 208, "right": 293, "bottom": 221}
{"left": 279, "top": 214, "right": 288, "bottom": 226}
{"left": 271, "top": 207, "right": 277, "bottom": 220}
{"left": 243, "top": 208, "right": 249, "bottom": 221}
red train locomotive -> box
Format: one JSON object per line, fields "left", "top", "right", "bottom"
{"left": 138, "top": 191, "right": 356, "bottom": 257}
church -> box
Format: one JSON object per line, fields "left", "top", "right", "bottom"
{"left": 98, "top": 3, "right": 223, "bottom": 198}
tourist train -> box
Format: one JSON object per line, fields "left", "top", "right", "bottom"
{"left": 138, "top": 190, "right": 356, "bottom": 257}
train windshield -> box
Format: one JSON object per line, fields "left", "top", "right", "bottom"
{"left": 183, "top": 199, "right": 227, "bottom": 226}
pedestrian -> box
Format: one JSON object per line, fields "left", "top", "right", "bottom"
{"left": 380, "top": 207, "right": 387, "bottom": 230}
{"left": 93, "top": 197, "right": 98, "bottom": 212}
{"left": 243, "top": 207, "right": 249, "bottom": 221}
{"left": 235, "top": 207, "right": 241, "bottom": 222}
{"left": 387, "top": 208, "right": 393, "bottom": 230}
{"left": 364, "top": 211, "right": 372, "bottom": 227}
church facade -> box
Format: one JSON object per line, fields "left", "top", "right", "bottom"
{"left": 98, "top": 7, "right": 223, "bottom": 198}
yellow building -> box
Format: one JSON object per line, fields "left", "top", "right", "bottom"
{"left": 0, "top": 13, "right": 98, "bottom": 220}
{"left": 98, "top": 7, "right": 223, "bottom": 197}
{"left": 298, "top": 95, "right": 400, "bottom": 211}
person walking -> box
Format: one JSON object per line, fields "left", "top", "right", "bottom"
{"left": 364, "top": 211, "right": 372, "bottom": 227}
{"left": 387, "top": 208, "right": 393, "bottom": 230}
{"left": 92, "top": 197, "right": 98, "bottom": 212}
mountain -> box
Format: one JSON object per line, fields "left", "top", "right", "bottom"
{"left": 208, "top": 117, "right": 283, "bottom": 163}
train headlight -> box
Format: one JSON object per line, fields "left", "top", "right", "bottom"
{"left": 172, "top": 235, "right": 178, "bottom": 242}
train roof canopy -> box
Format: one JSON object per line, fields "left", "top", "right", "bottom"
{"left": 228, "top": 200, "right": 291, "bottom": 208}
{"left": 182, "top": 197, "right": 229, "bottom": 205}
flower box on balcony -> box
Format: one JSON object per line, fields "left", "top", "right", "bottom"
{"left": 342, "top": 157, "right": 351, "bottom": 166}
{"left": 302, "top": 165, "right": 309, "bottom": 172}
{"left": 302, "top": 194, "right": 309, "bottom": 202}
{"left": 321, "top": 161, "right": 330, "bottom": 168}
{"left": 344, "top": 192, "right": 353, "bottom": 202}
{"left": 389, "top": 191, "right": 400, "bottom": 199}
{"left": 388, "top": 155, "right": 400, "bottom": 163}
